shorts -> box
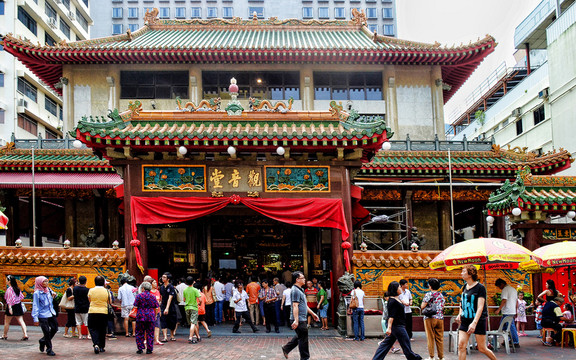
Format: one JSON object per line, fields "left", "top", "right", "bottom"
{"left": 459, "top": 317, "right": 487, "bottom": 335}
{"left": 75, "top": 312, "right": 88, "bottom": 326}
{"left": 536, "top": 321, "right": 542, "bottom": 330}
{"left": 186, "top": 309, "right": 199, "bottom": 325}
{"left": 318, "top": 304, "right": 329, "bottom": 319}
{"left": 198, "top": 314, "right": 206, "bottom": 322}
{"left": 121, "top": 305, "right": 134, "bottom": 318}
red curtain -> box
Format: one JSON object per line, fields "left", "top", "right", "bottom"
{"left": 130, "top": 196, "right": 349, "bottom": 240}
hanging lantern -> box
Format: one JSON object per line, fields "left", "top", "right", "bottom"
{"left": 486, "top": 216, "right": 495, "bottom": 224}
{"left": 511, "top": 207, "right": 522, "bottom": 216}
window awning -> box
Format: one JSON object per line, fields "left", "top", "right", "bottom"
{"left": 0, "top": 173, "right": 123, "bottom": 189}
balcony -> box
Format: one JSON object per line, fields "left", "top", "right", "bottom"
{"left": 514, "top": 0, "right": 575, "bottom": 49}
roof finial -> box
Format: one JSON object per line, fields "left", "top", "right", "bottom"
{"left": 253, "top": 11, "right": 258, "bottom": 21}
{"left": 351, "top": 8, "right": 367, "bottom": 26}
{"left": 144, "top": 8, "right": 159, "bottom": 25}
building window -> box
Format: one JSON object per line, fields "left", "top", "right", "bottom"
{"left": 314, "top": 72, "right": 383, "bottom": 100}
{"left": 302, "top": 7, "right": 313, "bottom": 19}
{"left": 128, "top": 23, "right": 139, "bottom": 32}
{"left": 18, "top": 114, "right": 38, "bottom": 136}
{"left": 60, "top": 19, "right": 71, "bottom": 39}
{"left": 191, "top": 7, "right": 201, "bottom": 18}
{"left": 45, "top": 97, "right": 58, "bottom": 116}
{"left": 249, "top": 7, "right": 264, "bottom": 18}
{"left": 128, "top": 8, "right": 138, "bottom": 19}
{"left": 334, "top": 8, "right": 345, "bottom": 19}
{"left": 0, "top": 1, "right": 4, "bottom": 16}
{"left": 383, "top": 24, "right": 394, "bottom": 36}
{"left": 516, "top": 119, "right": 523, "bottom": 135}
{"left": 0, "top": 110, "right": 4, "bottom": 125}
{"left": 207, "top": 7, "right": 217, "bottom": 18}
{"left": 318, "top": 7, "right": 329, "bottom": 19}
{"left": 175, "top": 7, "right": 186, "bottom": 18}
{"left": 18, "top": 78, "right": 38, "bottom": 102}
{"left": 366, "top": 8, "right": 377, "bottom": 19}
{"left": 533, "top": 105, "right": 545, "bottom": 125}
{"left": 62, "top": 0, "right": 70, "bottom": 10}
{"left": 45, "top": 33, "right": 56, "bottom": 46}
{"left": 382, "top": 8, "right": 393, "bottom": 19}
{"left": 159, "top": 7, "right": 170, "bottom": 18}
{"left": 222, "top": 7, "right": 233, "bottom": 18}
{"left": 45, "top": 129, "right": 58, "bottom": 139}
{"left": 202, "top": 71, "right": 300, "bottom": 100}
{"left": 368, "top": 24, "right": 378, "bottom": 33}
{"left": 0, "top": 72, "right": 4, "bottom": 87}
{"left": 112, "top": 24, "right": 123, "bottom": 35}
{"left": 121, "top": 71, "right": 189, "bottom": 99}
{"left": 112, "top": 8, "right": 123, "bottom": 19}
{"left": 18, "top": 7, "right": 37, "bottom": 36}
{"left": 76, "top": 10, "right": 89, "bottom": 32}
{"left": 45, "top": 3, "right": 57, "bottom": 21}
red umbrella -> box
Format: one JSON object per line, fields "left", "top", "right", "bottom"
{"left": 0, "top": 210, "right": 8, "bottom": 230}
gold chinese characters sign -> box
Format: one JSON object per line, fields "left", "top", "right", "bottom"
{"left": 208, "top": 167, "right": 263, "bottom": 192}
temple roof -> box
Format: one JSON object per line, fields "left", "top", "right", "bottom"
{"left": 74, "top": 100, "right": 392, "bottom": 159}
{"left": 358, "top": 146, "right": 573, "bottom": 180}
{"left": 487, "top": 166, "right": 576, "bottom": 215}
{"left": 1, "top": 9, "right": 496, "bottom": 101}
{"left": 0, "top": 144, "right": 114, "bottom": 172}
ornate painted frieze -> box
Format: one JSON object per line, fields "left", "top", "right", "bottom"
{"left": 143, "top": 165, "right": 206, "bottom": 191}
{"left": 265, "top": 166, "right": 330, "bottom": 192}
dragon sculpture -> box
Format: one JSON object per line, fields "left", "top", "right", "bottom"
{"left": 248, "top": 97, "right": 294, "bottom": 112}
{"left": 176, "top": 97, "right": 221, "bottom": 112}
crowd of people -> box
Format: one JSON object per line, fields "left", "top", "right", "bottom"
{"left": 3, "top": 267, "right": 576, "bottom": 358}
{"left": 2, "top": 270, "right": 331, "bottom": 357}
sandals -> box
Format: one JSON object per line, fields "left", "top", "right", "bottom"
{"left": 154, "top": 341, "right": 164, "bottom": 346}
{"left": 1, "top": 336, "right": 7, "bottom": 340}
{"left": 22, "top": 336, "right": 29, "bottom": 341}
{"left": 170, "top": 337, "right": 177, "bottom": 341}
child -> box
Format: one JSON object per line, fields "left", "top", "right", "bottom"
{"left": 534, "top": 298, "right": 543, "bottom": 338}
{"left": 516, "top": 291, "right": 528, "bottom": 336}
{"left": 562, "top": 303, "right": 574, "bottom": 326}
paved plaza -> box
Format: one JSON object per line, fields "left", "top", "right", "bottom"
{"left": 1, "top": 325, "right": 575, "bottom": 360}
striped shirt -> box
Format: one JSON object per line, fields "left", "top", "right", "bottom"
{"left": 5, "top": 286, "right": 24, "bottom": 306}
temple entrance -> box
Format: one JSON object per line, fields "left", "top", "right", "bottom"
{"left": 209, "top": 214, "right": 305, "bottom": 273}
{"left": 144, "top": 207, "right": 331, "bottom": 279}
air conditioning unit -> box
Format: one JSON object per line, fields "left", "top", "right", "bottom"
{"left": 18, "top": 99, "right": 28, "bottom": 108}
{"left": 68, "top": 11, "right": 75, "bottom": 21}
{"left": 538, "top": 88, "right": 549, "bottom": 99}
{"left": 48, "top": 17, "right": 57, "bottom": 28}
{"left": 511, "top": 107, "right": 522, "bottom": 118}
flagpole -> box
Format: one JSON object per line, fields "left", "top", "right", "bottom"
{"left": 32, "top": 146, "right": 36, "bottom": 246}
{"left": 448, "top": 149, "right": 455, "bottom": 245}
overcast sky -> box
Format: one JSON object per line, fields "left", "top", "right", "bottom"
{"left": 396, "top": 0, "right": 542, "bottom": 125}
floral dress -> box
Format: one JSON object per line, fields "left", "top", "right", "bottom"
{"left": 516, "top": 299, "right": 527, "bottom": 323}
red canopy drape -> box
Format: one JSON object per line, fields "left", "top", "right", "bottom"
{"left": 129, "top": 196, "right": 350, "bottom": 271}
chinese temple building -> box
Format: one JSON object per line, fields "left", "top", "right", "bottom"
{"left": 3, "top": 9, "right": 568, "bottom": 306}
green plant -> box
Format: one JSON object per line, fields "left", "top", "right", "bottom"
{"left": 492, "top": 292, "right": 501, "bottom": 307}
{"left": 475, "top": 110, "right": 486, "bottom": 126}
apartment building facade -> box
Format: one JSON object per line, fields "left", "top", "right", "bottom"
{"left": 0, "top": 0, "right": 92, "bottom": 144}
{"left": 91, "top": 0, "right": 397, "bottom": 38}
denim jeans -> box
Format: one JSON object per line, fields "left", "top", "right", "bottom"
{"left": 501, "top": 314, "right": 519, "bottom": 344}
{"left": 215, "top": 301, "right": 224, "bottom": 323}
{"left": 372, "top": 325, "right": 422, "bottom": 360}
{"left": 352, "top": 308, "right": 365, "bottom": 340}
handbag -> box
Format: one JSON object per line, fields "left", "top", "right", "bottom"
{"left": 59, "top": 293, "right": 74, "bottom": 309}
{"left": 21, "top": 303, "right": 27, "bottom": 314}
{"left": 349, "top": 291, "right": 359, "bottom": 310}
{"left": 129, "top": 307, "right": 138, "bottom": 319}
{"left": 422, "top": 292, "right": 438, "bottom": 317}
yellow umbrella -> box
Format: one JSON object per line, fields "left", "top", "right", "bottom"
{"left": 533, "top": 241, "right": 576, "bottom": 267}
{"left": 430, "top": 238, "right": 537, "bottom": 271}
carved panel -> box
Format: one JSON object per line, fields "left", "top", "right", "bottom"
{"left": 265, "top": 166, "right": 330, "bottom": 192}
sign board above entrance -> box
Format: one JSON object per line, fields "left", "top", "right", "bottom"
{"left": 207, "top": 166, "right": 263, "bottom": 192}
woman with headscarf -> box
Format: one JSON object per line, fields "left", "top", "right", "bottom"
{"left": 2, "top": 275, "right": 29, "bottom": 340}
{"left": 87, "top": 275, "right": 111, "bottom": 354}
{"left": 133, "top": 281, "right": 159, "bottom": 354}
{"left": 32, "top": 276, "right": 58, "bottom": 357}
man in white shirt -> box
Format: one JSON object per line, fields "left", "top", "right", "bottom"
{"left": 117, "top": 278, "right": 136, "bottom": 336}
{"left": 213, "top": 277, "right": 226, "bottom": 324}
{"left": 398, "top": 279, "right": 413, "bottom": 339}
{"left": 175, "top": 277, "right": 188, "bottom": 327}
{"left": 496, "top": 278, "right": 519, "bottom": 346}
